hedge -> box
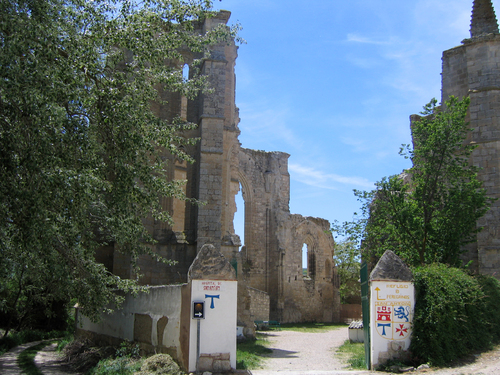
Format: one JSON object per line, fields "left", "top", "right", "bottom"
{"left": 410, "top": 264, "right": 500, "bottom": 366}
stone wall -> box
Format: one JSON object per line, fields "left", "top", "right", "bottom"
{"left": 340, "top": 304, "right": 363, "bottom": 324}
{"left": 247, "top": 287, "right": 270, "bottom": 322}
{"left": 76, "top": 284, "right": 191, "bottom": 370}
{"left": 237, "top": 147, "right": 340, "bottom": 323}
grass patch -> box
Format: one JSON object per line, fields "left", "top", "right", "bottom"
{"left": 236, "top": 333, "right": 273, "bottom": 369}
{"left": 18, "top": 341, "right": 54, "bottom": 375}
{"left": 336, "top": 340, "right": 366, "bottom": 370}
{"left": 279, "top": 322, "right": 346, "bottom": 333}
{"left": 56, "top": 334, "right": 74, "bottom": 352}
{"left": 89, "top": 356, "right": 143, "bottom": 375}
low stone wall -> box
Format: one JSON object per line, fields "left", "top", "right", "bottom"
{"left": 339, "top": 304, "right": 362, "bottom": 323}
{"left": 248, "top": 287, "right": 270, "bottom": 321}
{"left": 76, "top": 284, "right": 191, "bottom": 370}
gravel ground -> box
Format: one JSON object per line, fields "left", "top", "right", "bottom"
{"left": 2, "top": 327, "right": 500, "bottom": 374}
{"left": 255, "top": 327, "right": 352, "bottom": 372}
{"left": 35, "top": 342, "right": 78, "bottom": 374}
{"left": 251, "top": 326, "right": 500, "bottom": 375}
{"left": 250, "top": 327, "right": 379, "bottom": 375}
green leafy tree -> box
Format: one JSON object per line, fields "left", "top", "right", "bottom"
{"left": 0, "top": 0, "right": 239, "bottom": 335}
{"left": 333, "top": 239, "right": 361, "bottom": 304}
{"left": 360, "top": 96, "right": 491, "bottom": 267}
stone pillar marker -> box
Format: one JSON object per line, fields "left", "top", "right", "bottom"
{"left": 369, "top": 250, "right": 414, "bottom": 369}
{"left": 187, "top": 244, "right": 237, "bottom": 373}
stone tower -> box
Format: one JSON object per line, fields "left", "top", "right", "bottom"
{"left": 429, "top": 0, "right": 500, "bottom": 275}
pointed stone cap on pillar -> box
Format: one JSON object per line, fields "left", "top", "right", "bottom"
{"left": 470, "top": 0, "right": 499, "bottom": 38}
{"left": 369, "top": 250, "right": 413, "bottom": 282}
{"left": 188, "top": 244, "right": 237, "bottom": 281}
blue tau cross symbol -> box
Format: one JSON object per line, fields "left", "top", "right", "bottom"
{"left": 377, "top": 323, "right": 391, "bottom": 336}
{"left": 205, "top": 294, "right": 220, "bottom": 309}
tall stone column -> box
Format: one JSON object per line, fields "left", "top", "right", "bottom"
{"left": 196, "top": 58, "right": 227, "bottom": 252}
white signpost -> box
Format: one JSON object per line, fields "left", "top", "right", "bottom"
{"left": 370, "top": 280, "right": 414, "bottom": 368}
{"left": 188, "top": 279, "right": 237, "bottom": 373}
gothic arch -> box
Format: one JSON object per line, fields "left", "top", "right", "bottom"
{"left": 235, "top": 171, "right": 253, "bottom": 247}
{"left": 294, "top": 219, "right": 331, "bottom": 280}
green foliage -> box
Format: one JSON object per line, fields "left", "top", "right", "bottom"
{"left": 236, "top": 334, "right": 272, "bottom": 369}
{"left": 410, "top": 264, "right": 498, "bottom": 366}
{"left": 0, "top": 0, "right": 240, "bottom": 333}
{"left": 344, "top": 97, "right": 491, "bottom": 267}
{"left": 336, "top": 340, "right": 366, "bottom": 370}
{"left": 90, "top": 342, "right": 143, "bottom": 375}
{"left": 475, "top": 274, "right": 500, "bottom": 342}
{"left": 56, "top": 334, "right": 74, "bottom": 352}
{"left": 90, "top": 357, "right": 143, "bottom": 375}
{"left": 135, "top": 354, "right": 185, "bottom": 375}
{"left": 332, "top": 239, "right": 361, "bottom": 304}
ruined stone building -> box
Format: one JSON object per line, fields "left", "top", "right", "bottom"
{"left": 411, "top": 0, "right": 500, "bottom": 276}
{"left": 95, "top": 11, "right": 340, "bottom": 328}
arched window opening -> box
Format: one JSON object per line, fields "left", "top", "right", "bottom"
{"left": 302, "top": 243, "right": 316, "bottom": 279}
{"left": 302, "top": 243, "right": 307, "bottom": 276}
{"left": 234, "top": 183, "right": 245, "bottom": 250}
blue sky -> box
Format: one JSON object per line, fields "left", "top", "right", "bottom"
{"left": 214, "top": 0, "right": 497, "bottom": 243}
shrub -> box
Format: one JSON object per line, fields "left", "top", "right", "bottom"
{"left": 0, "top": 335, "right": 21, "bottom": 355}
{"left": 135, "top": 354, "right": 185, "bottom": 375}
{"left": 410, "top": 264, "right": 491, "bottom": 365}
{"left": 90, "top": 356, "right": 142, "bottom": 375}
{"left": 475, "top": 274, "right": 500, "bottom": 343}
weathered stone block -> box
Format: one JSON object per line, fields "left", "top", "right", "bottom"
{"left": 213, "top": 359, "right": 231, "bottom": 371}
{"left": 198, "top": 355, "right": 213, "bottom": 371}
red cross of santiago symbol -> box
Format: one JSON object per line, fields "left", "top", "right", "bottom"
{"left": 395, "top": 324, "right": 408, "bottom": 337}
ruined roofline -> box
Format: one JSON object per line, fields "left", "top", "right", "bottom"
{"left": 470, "top": 0, "right": 499, "bottom": 38}
{"left": 241, "top": 146, "right": 291, "bottom": 159}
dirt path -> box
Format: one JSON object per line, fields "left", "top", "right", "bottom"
{"left": 3, "top": 329, "right": 500, "bottom": 375}
{"left": 35, "top": 342, "right": 78, "bottom": 374}
{"left": 0, "top": 341, "right": 45, "bottom": 375}
{"left": 250, "top": 327, "right": 500, "bottom": 375}
{"left": 0, "top": 341, "right": 77, "bottom": 375}
{"left": 254, "top": 327, "right": 353, "bottom": 372}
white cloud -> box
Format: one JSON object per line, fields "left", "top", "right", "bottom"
{"left": 238, "top": 101, "right": 304, "bottom": 152}
{"left": 346, "top": 33, "right": 393, "bottom": 45}
{"left": 340, "top": 136, "right": 369, "bottom": 153}
{"left": 289, "top": 163, "right": 374, "bottom": 190}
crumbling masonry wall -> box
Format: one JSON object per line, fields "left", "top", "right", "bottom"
{"left": 95, "top": 10, "right": 340, "bottom": 328}
{"left": 238, "top": 149, "right": 340, "bottom": 323}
